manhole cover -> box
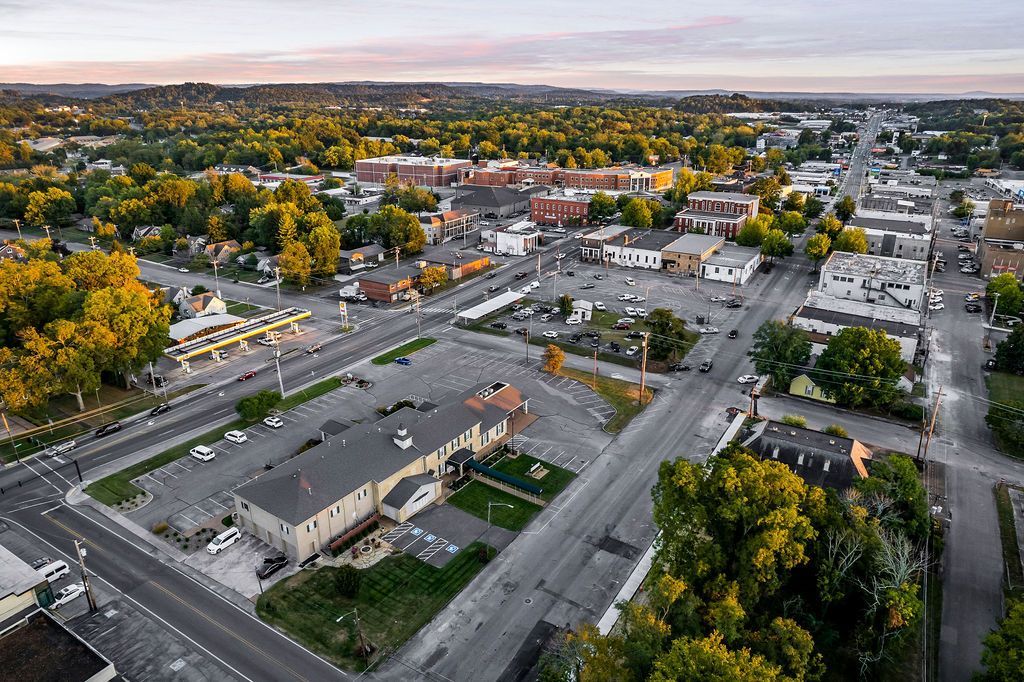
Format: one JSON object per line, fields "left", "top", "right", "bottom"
{"left": 524, "top": 598, "right": 533, "bottom": 604}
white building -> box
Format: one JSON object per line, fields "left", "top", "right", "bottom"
{"left": 699, "top": 245, "right": 763, "bottom": 285}
{"left": 492, "top": 221, "right": 541, "bottom": 256}
{"left": 846, "top": 211, "right": 933, "bottom": 261}
{"left": 818, "top": 252, "right": 928, "bottom": 312}
{"left": 793, "top": 292, "right": 922, "bottom": 363}
{"left": 600, "top": 228, "right": 681, "bottom": 270}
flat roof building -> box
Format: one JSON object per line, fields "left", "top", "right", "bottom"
{"left": 355, "top": 155, "right": 472, "bottom": 187}
{"left": 819, "top": 252, "right": 928, "bottom": 311}
{"left": 661, "top": 233, "right": 725, "bottom": 275}
{"left": 699, "top": 245, "right": 763, "bottom": 285}
{"left": 601, "top": 228, "right": 683, "bottom": 270}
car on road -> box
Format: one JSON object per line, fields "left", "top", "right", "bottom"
{"left": 727, "top": 329, "right": 738, "bottom": 339}
{"left": 519, "top": 286, "right": 531, "bottom": 294}
{"left": 489, "top": 322, "right": 508, "bottom": 329}
{"left": 580, "top": 283, "right": 595, "bottom": 290}
{"left": 929, "top": 303, "right": 945, "bottom": 311}
{"left": 305, "top": 343, "right": 322, "bottom": 354}
{"left": 48, "top": 440, "right": 77, "bottom": 456}
{"left": 190, "top": 445, "right": 216, "bottom": 462}
{"left": 699, "top": 359, "right": 713, "bottom": 372}
{"left": 515, "top": 272, "right": 528, "bottom": 280}
{"left": 625, "top": 278, "right": 636, "bottom": 286}
{"left": 964, "top": 293, "right": 981, "bottom": 302}
{"left": 626, "top": 345, "right": 639, "bottom": 356}
{"left": 569, "top": 333, "right": 583, "bottom": 343}
{"left": 698, "top": 326, "right": 719, "bottom": 335}
{"left": 207, "top": 527, "right": 241, "bottom": 555}
{"left": 709, "top": 295, "right": 727, "bottom": 303}
{"left": 150, "top": 403, "right": 171, "bottom": 416}
{"left": 224, "top": 430, "right": 248, "bottom": 444}
{"left": 725, "top": 299, "right": 742, "bottom": 309}
{"left": 555, "top": 254, "right": 566, "bottom": 260}
{"left": 263, "top": 416, "right": 284, "bottom": 429}
{"left": 238, "top": 370, "right": 257, "bottom": 381}
{"left": 737, "top": 374, "right": 759, "bottom": 384}
{"left": 566, "top": 271, "right": 575, "bottom": 277}
{"left": 612, "top": 322, "right": 631, "bottom": 330}
{"left": 256, "top": 553, "right": 289, "bottom": 580}
{"left": 94, "top": 422, "right": 121, "bottom": 438}
{"left": 177, "top": 267, "right": 189, "bottom": 273}
{"left": 49, "top": 583, "right": 86, "bottom": 610}
{"left": 394, "top": 357, "right": 412, "bottom": 366}
{"left": 965, "top": 303, "right": 982, "bottom": 313}
{"left": 985, "top": 358, "right": 998, "bottom": 370}
{"left": 487, "top": 285, "right": 499, "bottom": 292}
{"left": 529, "top": 281, "right": 540, "bottom": 289}
{"left": 515, "top": 327, "right": 528, "bottom": 336}
{"left": 542, "top": 330, "right": 559, "bottom": 339}
{"left": 594, "top": 301, "right": 606, "bottom": 311}
{"left": 485, "top": 272, "right": 497, "bottom": 279}
{"left": 594, "top": 274, "right": 603, "bottom": 280}
{"left": 668, "top": 363, "right": 691, "bottom": 372}
{"left": 625, "top": 306, "right": 638, "bottom": 316}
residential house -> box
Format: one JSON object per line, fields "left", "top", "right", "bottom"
{"left": 233, "top": 382, "right": 530, "bottom": 559}
{"left": 789, "top": 372, "right": 836, "bottom": 404}
{"left": 0, "top": 241, "right": 26, "bottom": 263}
{"left": 741, "top": 420, "right": 872, "bottom": 490}
{"left": 131, "top": 225, "right": 163, "bottom": 242}
{"left": 161, "top": 286, "right": 189, "bottom": 307}
{"left": 339, "top": 244, "right": 386, "bottom": 268}
{"left": 178, "top": 293, "right": 228, "bottom": 319}
{"left": 185, "top": 235, "right": 208, "bottom": 256}
{"left": 204, "top": 240, "right": 242, "bottom": 264}
{"left": 419, "top": 209, "right": 479, "bottom": 245}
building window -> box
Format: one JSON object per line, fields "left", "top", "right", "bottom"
{"left": 330, "top": 505, "right": 340, "bottom": 517}
{"left": 241, "top": 501, "right": 249, "bottom": 512}
{"left": 805, "top": 384, "right": 814, "bottom": 396}
{"left": 306, "top": 520, "right": 317, "bottom": 532}
{"left": 363, "top": 488, "right": 368, "bottom": 498}
{"left": 280, "top": 524, "right": 290, "bottom": 535}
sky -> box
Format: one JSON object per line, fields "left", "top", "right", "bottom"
{"left": 1, "top": 0, "right": 1022, "bottom": 93}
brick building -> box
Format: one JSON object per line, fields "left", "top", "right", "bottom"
{"left": 674, "top": 191, "right": 760, "bottom": 239}
{"left": 465, "top": 162, "right": 673, "bottom": 192}
{"left": 978, "top": 200, "right": 1024, "bottom": 279}
{"left": 355, "top": 155, "right": 472, "bottom": 187}
{"left": 419, "top": 209, "right": 479, "bottom": 245}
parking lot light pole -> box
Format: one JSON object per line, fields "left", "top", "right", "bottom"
{"left": 990, "top": 292, "right": 1001, "bottom": 327}
{"left": 486, "top": 502, "right": 514, "bottom": 559}
{"left": 336, "top": 608, "right": 368, "bottom": 661}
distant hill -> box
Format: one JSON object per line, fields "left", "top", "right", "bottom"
{"left": 0, "top": 82, "right": 154, "bottom": 99}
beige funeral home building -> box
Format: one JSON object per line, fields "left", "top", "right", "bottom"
{"left": 233, "top": 382, "right": 529, "bottom": 560}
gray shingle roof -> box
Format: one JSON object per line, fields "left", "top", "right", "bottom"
{"left": 381, "top": 474, "right": 438, "bottom": 508}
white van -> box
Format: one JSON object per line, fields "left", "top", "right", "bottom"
{"left": 37, "top": 559, "right": 70, "bottom": 583}
{"left": 207, "top": 527, "right": 241, "bottom": 555}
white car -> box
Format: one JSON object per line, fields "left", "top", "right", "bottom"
{"left": 626, "top": 345, "right": 639, "bottom": 356}
{"left": 636, "top": 308, "right": 648, "bottom": 317}
{"left": 555, "top": 254, "right": 566, "bottom": 260}
{"left": 625, "top": 278, "right": 636, "bottom": 286}
{"left": 189, "top": 445, "right": 216, "bottom": 462}
{"left": 617, "top": 317, "right": 636, "bottom": 324}
{"left": 632, "top": 296, "right": 646, "bottom": 303}
{"left": 625, "top": 306, "right": 638, "bottom": 316}
{"left": 224, "top": 430, "right": 248, "bottom": 444}
{"left": 49, "top": 440, "right": 77, "bottom": 456}
{"left": 931, "top": 289, "right": 944, "bottom": 296}
{"left": 530, "top": 281, "right": 540, "bottom": 289}
{"left": 49, "top": 583, "right": 85, "bottom": 610}
{"left": 594, "top": 301, "right": 606, "bottom": 311}
{"left": 542, "top": 330, "right": 559, "bottom": 339}
{"left": 618, "top": 294, "right": 634, "bottom": 302}
{"left": 737, "top": 375, "right": 760, "bottom": 384}
{"left": 539, "top": 314, "right": 552, "bottom": 322}
{"left": 929, "top": 303, "right": 945, "bottom": 311}
{"left": 565, "top": 317, "right": 582, "bottom": 326}
{"left": 263, "top": 416, "right": 284, "bottom": 429}
{"left": 520, "top": 286, "right": 531, "bottom": 294}
{"left": 710, "top": 295, "right": 727, "bottom": 303}
{"left": 574, "top": 232, "right": 585, "bottom": 239}
{"left": 960, "top": 266, "right": 978, "bottom": 274}
{"left": 256, "top": 337, "right": 275, "bottom": 346}
{"left": 699, "top": 326, "right": 720, "bottom": 335}
{"left": 177, "top": 267, "right": 189, "bottom": 273}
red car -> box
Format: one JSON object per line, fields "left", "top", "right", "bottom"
{"left": 238, "top": 370, "right": 257, "bottom": 381}
{"left": 612, "top": 322, "right": 631, "bottom": 330}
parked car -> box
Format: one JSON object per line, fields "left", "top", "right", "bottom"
{"left": 150, "top": 403, "right": 171, "bottom": 416}
{"left": 617, "top": 317, "right": 636, "bottom": 325}
{"left": 585, "top": 330, "right": 602, "bottom": 338}
{"left": 960, "top": 266, "right": 978, "bottom": 274}
{"left": 305, "top": 343, "right": 322, "bottom": 354}
{"left": 594, "top": 274, "right": 603, "bottom": 280}
{"left": 632, "top": 296, "right": 646, "bottom": 303}
{"left": 238, "top": 370, "right": 257, "bottom": 381}
{"left": 594, "top": 301, "right": 606, "bottom": 311}
{"left": 539, "top": 314, "right": 552, "bottom": 322}
{"left": 609, "top": 342, "right": 621, "bottom": 353}
{"left": 964, "top": 293, "right": 981, "bottom": 302}
{"left": 626, "top": 345, "right": 639, "bottom": 356}
{"left": 737, "top": 374, "right": 759, "bottom": 384}
{"left": 189, "top": 445, "right": 216, "bottom": 462}
{"left": 636, "top": 308, "right": 648, "bottom": 317}
{"left": 709, "top": 295, "right": 727, "bottom": 303}
{"left": 618, "top": 294, "right": 635, "bottom": 301}
{"left": 49, "top": 583, "right": 86, "bottom": 610}
{"left": 490, "top": 322, "right": 508, "bottom": 329}
{"left": 569, "top": 333, "right": 583, "bottom": 343}
{"left": 224, "top": 430, "right": 248, "bottom": 444}
{"left": 698, "top": 326, "right": 719, "bottom": 335}
{"left": 177, "top": 267, "right": 189, "bottom": 273}
{"left": 965, "top": 303, "right": 983, "bottom": 313}
{"left": 515, "top": 327, "right": 528, "bottom": 336}
{"left": 727, "top": 329, "right": 738, "bottom": 339}
{"left": 263, "top": 416, "right": 284, "bottom": 429}
{"left": 542, "top": 330, "right": 559, "bottom": 339}
{"left": 625, "top": 331, "right": 643, "bottom": 339}
{"left": 580, "top": 283, "right": 595, "bottom": 290}
{"left": 625, "top": 278, "right": 636, "bottom": 286}
{"left": 256, "top": 337, "right": 275, "bottom": 346}
{"left": 30, "top": 557, "right": 53, "bottom": 571}
{"left": 94, "top": 422, "right": 121, "bottom": 437}
{"left": 566, "top": 271, "right": 575, "bottom": 277}
{"left": 625, "top": 306, "right": 638, "bottom": 316}
{"left": 394, "top": 357, "right": 412, "bottom": 366}
{"left": 725, "top": 299, "right": 742, "bottom": 309}
{"left": 986, "top": 358, "right": 998, "bottom": 370}
{"left": 207, "top": 527, "right": 241, "bottom": 555}
{"left": 256, "top": 553, "right": 289, "bottom": 580}
{"left": 565, "top": 317, "right": 582, "bottom": 326}
{"left": 612, "top": 322, "right": 631, "bottom": 330}
{"left": 699, "top": 359, "right": 713, "bottom": 372}
{"left": 668, "top": 363, "right": 691, "bottom": 372}
{"left": 929, "top": 303, "right": 945, "bottom": 311}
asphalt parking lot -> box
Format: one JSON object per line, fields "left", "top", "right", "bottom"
{"left": 380, "top": 504, "right": 516, "bottom": 568}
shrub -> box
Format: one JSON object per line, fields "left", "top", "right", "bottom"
{"left": 823, "top": 424, "right": 848, "bottom": 438}
{"left": 151, "top": 521, "right": 169, "bottom": 534}
{"left": 889, "top": 402, "right": 924, "bottom": 422}
{"left": 334, "top": 564, "right": 362, "bottom": 598}
{"left": 780, "top": 414, "right": 808, "bottom": 428}
{"left": 236, "top": 389, "right": 282, "bottom": 421}
{"left": 222, "top": 515, "right": 234, "bottom": 527}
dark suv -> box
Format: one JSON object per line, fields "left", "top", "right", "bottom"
{"left": 699, "top": 359, "right": 713, "bottom": 373}
{"left": 256, "top": 553, "right": 289, "bottom": 580}
{"left": 95, "top": 421, "right": 122, "bottom": 437}
{"left": 668, "top": 363, "right": 691, "bottom": 372}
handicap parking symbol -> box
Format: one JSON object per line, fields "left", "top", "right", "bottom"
{"left": 410, "top": 527, "right": 423, "bottom": 536}
{"left": 423, "top": 533, "right": 437, "bottom": 543}
{"left": 445, "top": 544, "right": 459, "bottom": 554}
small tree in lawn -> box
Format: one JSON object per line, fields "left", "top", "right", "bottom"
{"left": 558, "top": 293, "right": 574, "bottom": 318}
{"left": 781, "top": 414, "right": 808, "bottom": 428}
{"left": 334, "top": 564, "right": 362, "bottom": 598}
{"left": 236, "top": 390, "right": 282, "bottom": 421}
{"left": 542, "top": 344, "right": 565, "bottom": 374}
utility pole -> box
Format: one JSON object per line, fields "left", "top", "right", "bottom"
{"left": 12, "top": 219, "right": 22, "bottom": 240}
{"left": 1, "top": 411, "right": 19, "bottom": 463}
{"left": 74, "top": 540, "right": 98, "bottom": 612}
{"left": 88, "top": 235, "right": 98, "bottom": 251}
{"left": 592, "top": 348, "right": 598, "bottom": 389}
{"left": 272, "top": 338, "right": 286, "bottom": 396}
{"left": 638, "top": 332, "right": 649, "bottom": 406}
{"left": 336, "top": 608, "right": 369, "bottom": 662}
{"left": 273, "top": 267, "right": 282, "bottom": 310}
{"left": 42, "top": 225, "right": 52, "bottom": 241}
{"left": 212, "top": 260, "right": 222, "bottom": 299}
{"left": 394, "top": 246, "right": 401, "bottom": 268}
{"left": 921, "top": 386, "right": 944, "bottom": 463}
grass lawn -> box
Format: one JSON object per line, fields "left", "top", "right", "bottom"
{"left": 224, "top": 300, "right": 263, "bottom": 316}
{"left": 529, "top": 337, "right": 638, "bottom": 368}
{"left": 989, "top": 371, "right": 1024, "bottom": 405}
{"left": 277, "top": 377, "right": 344, "bottom": 411}
{"left": 446, "top": 481, "right": 542, "bottom": 531}
{"left": 489, "top": 453, "right": 575, "bottom": 503}
{"left": 371, "top": 337, "right": 436, "bottom": 365}
{"left": 995, "top": 483, "right": 1024, "bottom": 598}
{"left": 256, "top": 542, "right": 491, "bottom": 670}
{"left": 558, "top": 367, "right": 653, "bottom": 433}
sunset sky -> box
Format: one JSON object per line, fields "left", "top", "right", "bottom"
{"left": 2, "top": 0, "right": 1022, "bottom": 93}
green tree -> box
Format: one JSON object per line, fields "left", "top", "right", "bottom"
{"left": 817, "top": 213, "right": 843, "bottom": 239}
{"left": 735, "top": 214, "right": 772, "bottom": 247}
{"left": 368, "top": 205, "right": 426, "bottom": 254}
{"left": 24, "top": 187, "right": 76, "bottom": 226}
{"left": 832, "top": 227, "right": 869, "bottom": 254}
{"left": 620, "top": 198, "right": 653, "bottom": 229}
{"left": 760, "top": 229, "right": 793, "bottom": 265}
{"left": 987, "top": 273, "right": 1023, "bottom": 317}
{"left": 747, "top": 617, "right": 822, "bottom": 682}
{"left": 854, "top": 454, "right": 929, "bottom": 541}
{"left": 823, "top": 424, "right": 848, "bottom": 438}
{"left": 305, "top": 222, "right": 342, "bottom": 278}
{"left": 803, "top": 195, "right": 824, "bottom": 220}
{"left": 333, "top": 564, "right": 362, "bottom": 598}
{"left": 588, "top": 191, "right": 617, "bottom": 221}
{"left": 782, "top": 192, "right": 805, "bottom": 213}
{"left": 834, "top": 195, "right": 856, "bottom": 223}
{"left": 979, "top": 599, "right": 1024, "bottom": 682}
{"left": 558, "top": 293, "right": 574, "bottom": 318}
{"left": 419, "top": 265, "right": 448, "bottom": 291}
{"left": 748, "top": 321, "right": 811, "bottom": 389}
{"left": 650, "top": 632, "right": 782, "bottom": 682}
{"left": 645, "top": 308, "right": 690, "bottom": 361}
{"left": 804, "top": 234, "right": 831, "bottom": 271}
{"left": 397, "top": 185, "right": 438, "bottom": 213}
{"left": 236, "top": 389, "right": 282, "bottom": 420}
{"left": 775, "top": 210, "right": 807, "bottom": 236}
{"left": 995, "top": 326, "right": 1024, "bottom": 374}
{"left": 278, "top": 241, "right": 311, "bottom": 286}
{"left": 952, "top": 198, "right": 975, "bottom": 219}
{"left": 80, "top": 284, "right": 171, "bottom": 387}
{"left": 815, "top": 327, "right": 906, "bottom": 408}
{"left": 780, "top": 414, "right": 808, "bottom": 428}
{"left": 750, "top": 176, "right": 782, "bottom": 211}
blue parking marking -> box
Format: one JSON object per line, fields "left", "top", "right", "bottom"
{"left": 410, "top": 527, "right": 423, "bottom": 536}
{"left": 446, "top": 544, "right": 459, "bottom": 554}
{"left": 423, "top": 534, "right": 436, "bottom": 543}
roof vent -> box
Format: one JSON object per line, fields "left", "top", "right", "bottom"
{"left": 790, "top": 431, "right": 797, "bottom": 436}
{"left": 769, "top": 426, "right": 779, "bottom": 432}
{"left": 828, "top": 439, "right": 836, "bottom": 445}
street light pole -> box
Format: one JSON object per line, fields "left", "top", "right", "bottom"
{"left": 212, "top": 260, "right": 222, "bottom": 299}
{"left": 989, "top": 292, "right": 1001, "bottom": 327}
{"left": 486, "top": 501, "right": 514, "bottom": 559}
{"left": 336, "top": 608, "right": 368, "bottom": 661}
{"left": 273, "top": 342, "right": 286, "bottom": 396}
{"left": 273, "top": 267, "right": 282, "bottom": 310}
{"left": 74, "top": 539, "right": 98, "bottom": 612}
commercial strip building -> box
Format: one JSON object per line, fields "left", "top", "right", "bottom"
{"left": 233, "top": 382, "right": 530, "bottom": 559}
{"left": 464, "top": 161, "right": 674, "bottom": 192}
{"left": 355, "top": 155, "right": 472, "bottom": 187}
{"left": 698, "top": 246, "right": 763, "bottom": 285}
{"left": 164, "top": 307, "right": 312, "bottom": 360}
{"left": 661, "top": 234, "right": 725, "bottom": 275}
{"left": 845, "top": 212, "right": 933, "bottom": 261}
{"left": 977, "top": 200, "right": 1024, "bottom": 280}
{"left": 791, "top": 291, "right": 922, "bottom": 363}
{"left": 580, "top": 225, "right": 633, "bottom": 263}
{"left": 600, "top": 228, "right": 684, "bottom": 270}
{"left": 480, "top": 220, "right": 544, "bottom": 256}
{"left": 818, "top": 251, "right": 928, "bottom": 312}
{"left": 673, "top": 191, "right": 759, "bottom": 239}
